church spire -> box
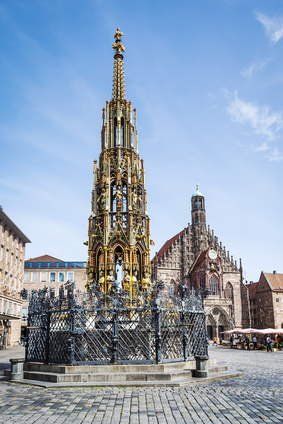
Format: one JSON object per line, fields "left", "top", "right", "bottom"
{"left": 86, "top": 30, "right": 152, "bottom": 299}
{"left": 112, "top": 28, "right": 126, "bottom": 100}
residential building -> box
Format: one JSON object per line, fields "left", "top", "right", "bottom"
{"left": 22, "top": 255, "right": 87, "bottom": 335}
{"left": 0, "top": 207, "right": 31, "bottom": 346}
{"left": 248, "top": 271, "right": 283, "bottom": 329}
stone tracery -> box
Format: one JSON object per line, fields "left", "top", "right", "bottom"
{"left": 86, "top": 29, "right": 152, "bottom": 299}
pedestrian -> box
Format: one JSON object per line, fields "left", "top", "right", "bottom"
{"left": 266, "top": 336, "right": 272, "bottom": 352}
{"left": 230, "top": 335, "right": 234, "bottom": 348}
{"left": 213, "top": 336, "right": 217, "bottom": 346}
{"left": 252, "top": 335, "right": 257, "bottom": 350}
{"left": 245, "top": 336, "right": 250, "bottom": 350}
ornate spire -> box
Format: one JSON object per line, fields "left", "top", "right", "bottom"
{"left": 112, "top": 28, "right": 126, "bottom": 100}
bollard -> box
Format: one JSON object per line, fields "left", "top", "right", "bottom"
{"left": 10, "top": 358, "right": 25, "bottom": 380}
{"left": 194, "top": 355, "right": 209, "bottom": 378}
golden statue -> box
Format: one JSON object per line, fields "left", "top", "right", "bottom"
{"left": 141, "top": 273, "right": 151, "bottom": 292}
{"left": 97, "top": 189, "right": 106, "bottom": 210}
{"left": 123, "top": 271, "right": 131, "bottom": 292}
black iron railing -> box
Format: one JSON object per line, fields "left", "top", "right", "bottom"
{"left": 24, "top": 283, "right": 208, "bottom": 365}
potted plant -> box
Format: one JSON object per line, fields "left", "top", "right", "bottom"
{"left": 259, "top": 344, "right": 267, "bottom": 351}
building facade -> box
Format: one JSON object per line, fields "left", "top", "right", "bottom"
{"left": 0, "top": 207, "right": 30, "bottom": 346}
{"left": 248, "top": 271, "right": 283, "bottom": 329}
{"left": 152, "top": 186, "right": 250, "bottom": 340}
{"left": 86, "top": 29, "right": 153, "bottom": 296}
{"left": 22, "top": 255, "right": 87, "bottom": 336}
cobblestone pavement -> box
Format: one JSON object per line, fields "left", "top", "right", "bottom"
{"left": 0, "top": 346, "right": 282, "bottom": 423}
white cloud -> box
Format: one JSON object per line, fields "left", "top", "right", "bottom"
{"left": 227, "top": 92, "right": 283, "bottom": 140}
{"left": 252, "top": 142, "right": 269, "bottom": 152}
{"left": 256, "top": 12, "right": 283, "bottom": 45}
{"left": 266, "top": 148, "right": 283, "bottom": 162}
{"left": 241, "top": 59, "right": 269, "bottom": 78}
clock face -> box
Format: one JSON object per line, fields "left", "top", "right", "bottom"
{"left": 208, "top": 249, "right": 217, "bottom": 260}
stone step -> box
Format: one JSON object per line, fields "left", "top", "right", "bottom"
{"left": 23, "top": 358, "right": 217, "bottom": 375}
{"left": 23, "top": 368, "right": 194, "bottom": 383}
{"left": 208, "top": 365, "right": 228, "bottom": 374}
{"left": 16, "top": 371, "right": 242, "bottom": 388}
{"left": 3, "top": 369, "right": 10, "bottom": 378}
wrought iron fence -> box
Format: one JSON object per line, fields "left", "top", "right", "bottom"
{"left": 24, "top": 282, "right": 208, "bottom": 365}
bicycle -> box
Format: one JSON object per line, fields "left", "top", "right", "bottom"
{"left": 13, "top": 338, "right": 26, "bottom": 347}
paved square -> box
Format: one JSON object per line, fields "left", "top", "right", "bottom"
{"left": 0, "top": 346, "right": 282, "bottom": 423}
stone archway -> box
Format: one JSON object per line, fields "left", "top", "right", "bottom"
{"left": 206, "top": 313, "right": 215, "bottom": 341}
{"left": 206, "top": 307, "right": 230, "bottom": 341}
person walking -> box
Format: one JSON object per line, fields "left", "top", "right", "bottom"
{"left": 245, "top": 336, "right": 250, "bottom": 350}
{"left": 230, "top": 335, "right": 234, "bottom": 348}
{"left": 266, "top": 336, "right": 272, "bottom": 352}
{"left": 252, "top": 335, "right": 257, "bottom": 350}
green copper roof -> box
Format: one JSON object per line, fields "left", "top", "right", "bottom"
{"left": 191, "top": 187, "right": 204, "bottom": 198}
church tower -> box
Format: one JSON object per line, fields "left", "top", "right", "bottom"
{"left": 86, "top": 29, "right": 152, "bottom": 297}
{"left": 191, "top": 185, "right": 207, "bottom": 254}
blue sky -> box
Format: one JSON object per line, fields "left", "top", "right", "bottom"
{"left": 1, "top": 0, "right": 283, "bottom": 282}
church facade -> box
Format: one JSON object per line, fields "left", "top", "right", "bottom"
{"left": 152, "top": 186, "right": 250, "bottom": 340}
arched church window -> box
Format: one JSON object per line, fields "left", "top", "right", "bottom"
{"left": 198, "top": 199, "right": 202, "bottom": 209}
{"left": 96, "top": 248, "right": 103, "bottom": 282}
{"left": 169, "top": 279, "right": 175, "bottom": 296}
{"left": 200, "top": 275, "right": 205, "bottom": 290}
{"left": 114, "top": 117, "right": 117, "bottom": 147}
{"left": 122, "top": 181, "right": 127, "bottom": 211}
{"left": 136, "top": 248, "right": 142, "bottom": 285}
{"left": 111, "top": 182, "right": 116, "bottom": 212}
{"left": 209, "top": 275, "right": 219, "bottom": 295}
{"left": 121, "top": 117, "right": 124, "bottom": 147}
{"left": 225, "top": 283, "right": 233, "bottom": 300}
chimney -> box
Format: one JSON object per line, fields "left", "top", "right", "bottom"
{"left": 273, "top": 270, "right": 277, "bottom": 275}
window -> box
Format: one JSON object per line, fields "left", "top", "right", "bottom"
{"left": 31, "top": 272, "right": 38, "bottom": 283}
{"left": 50, "top": 272, "right": 56, "bottom": 282}
{"left": 67, "top": 272, "right": 74, "bottom": 282}
{"left": 59, "top": 272, "right": 65, "bottom": 282}
{"left": 21, "top": 308, "right": 27, "bottom": 322}
{"left": 276, "top": 297, "right": 280, "bottom": 303}
{"left": 40, "top": 272, "right": 47, "bottom": 283}
{"left": 225, "top": 283, "right": 233, "bottom": 300}
{"left": 209, "top": 275, "right": 219, "bottom": 295}
{"left": 23, "top": 272, "right": 29, "bottom": 283}
{"left": 21, "top": 290, "right": 28, "bottom": 300}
